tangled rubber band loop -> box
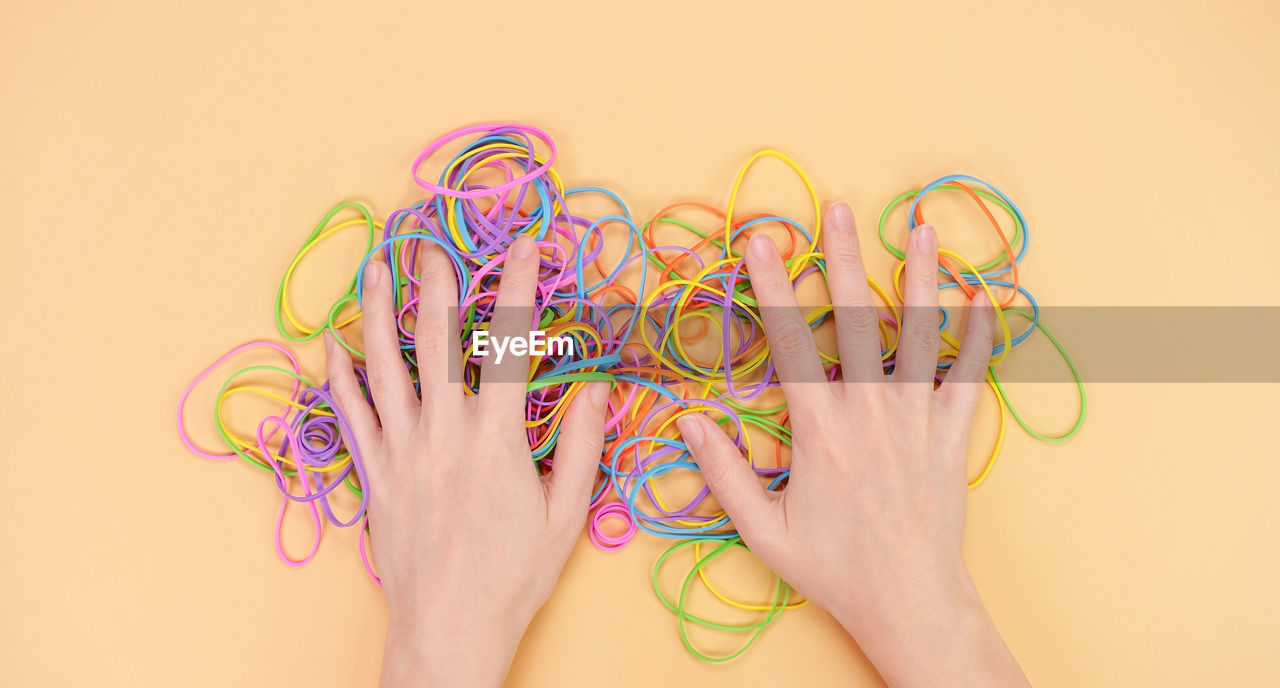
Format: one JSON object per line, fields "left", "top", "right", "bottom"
{"left": 177, "top": 122, "right": 1084, "bottom": 661}
{"left": 587, "top": 502, "right": 636, "bottom": 551}
{"left": 652, "top": 538, "right": 791, "bottom": 662}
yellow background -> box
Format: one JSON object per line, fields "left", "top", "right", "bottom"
{"left": 3, "top": 1, "right": 1278, "bottom": 685}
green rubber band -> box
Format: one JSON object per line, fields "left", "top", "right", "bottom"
{"left": 275, "top": 202, "right": 377, "bottom": 343}
{"left": 988, "top": 309, "right": 1087, "bottom": 441}
{"left": 214, "top": 364, "right": 322, "bottom": 474}
{"left": 525, "top": 371, "right": 616, "bottom": 393}
{"left": 877, "top": 186, "right": 1024, "bottom": 272}
{"left": 651, "top": 538, "right": 791, "bottom": 662}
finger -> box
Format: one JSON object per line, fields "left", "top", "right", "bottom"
{"left": 324, "top": 330, "right": 380, "bottom": 452}
{"left": 479, "top": 233, "right": 540, "bottom": 418}
{"left": 676, "top": 413, "right": 783, "bottom": 548}
{"left": 360, "top": 259, "right": 419, "bottom": 433}
{"left": 821, "top": 201, "right": 884, "bottom": 384}
{"left": 893, "top": 224, "right": 941, "bottom": 385}
{"left": 414, "top": 239, "right": 463, "bottom": 410}
{"left": 939, "top": 291, "right": 995, "bottom": 415}
{"left": 745, "top": 233, "right": 831, "bottom": 412}
{"left": 546, "top": 381, "right": 609, "bottom": 523}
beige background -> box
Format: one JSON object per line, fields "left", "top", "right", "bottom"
{"left": 3, "top": 0, "right": 1279, "bottom": 685}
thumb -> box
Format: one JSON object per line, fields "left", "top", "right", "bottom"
{"left": 676, "top": 412, "right": 781, "bottom": 546}
{"left": 547, "top": 381, "right": 609, "bottom": 520}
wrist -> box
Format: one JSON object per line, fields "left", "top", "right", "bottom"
{"left": 831, "top": 563, "right": 1026, "bottom": 687}
{"left": 380, "top": 598, "right": 531, "bottom": 688}
{"left": 829, "top": 556, "right": 974, "bottom": 626}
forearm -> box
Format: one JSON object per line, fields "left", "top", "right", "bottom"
{"left": 832, "top": 568, "right": 1030, "bottom": 688}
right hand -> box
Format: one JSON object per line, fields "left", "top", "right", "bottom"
{"left": 675, "top": 201, "right": 1029, "bottom": 687}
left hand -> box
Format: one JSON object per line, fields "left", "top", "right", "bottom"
{"left": 324, "top": 233, "right": 609, "bottom": 688}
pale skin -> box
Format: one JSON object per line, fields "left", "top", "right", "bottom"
{"left": 325, "top": 203, "right": 1029, "bottom": 687}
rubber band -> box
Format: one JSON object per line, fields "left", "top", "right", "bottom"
{"left": 177, "top": 123, "right": 1084, "bottom": 661}
{"left": 651, "top": 538, "right": 790, "bottom": 662}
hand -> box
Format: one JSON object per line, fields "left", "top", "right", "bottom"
{"left": 675, "top": 202, "right": 1029, "bottom": 687}
{"left": 325, "top": 233, "right": 609, "bottom": 688}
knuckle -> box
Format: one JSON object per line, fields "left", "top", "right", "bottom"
{"left": 559, "top": 406, "right": 604, "bottom": 458}
{"left": 700, "top": 457, "right": 734, "bottom": 491}
{"left": 961, "top": 330, "right": 994, "bottom": 364}
{"left": 977, "top": 315, "right": 996, "bottom": 341}
{"left": 498, "top": 268, "right": 533, "bottom": 297}
{"left": 420, "top": 253, "right": 455, "bottom": 286}
{"left": 826, "top": 241, "right": 861, "bottom": 268}
{"left": 909, "top": 264, "right": 937, "bottom": 291}
{"left": 567, "top": 426, "right": 604, "bottom": 460}
{"left": 416, "top": 330, "right": 443, "bottom": 360}
{"left": 770, "top": 322, "right": 812, "bottom": 354}
{"left": 329, "top": 374, "right": 354, "bottom": 406}
{"left": 752, "top": 271, "right": 787, "bottom": 299}
{"left": 845, "top": 307, "right": 880, "bottom": 342}
{"left": 907, "top": 325, "right": 939, "bottom": 356}
{"left": 948, "top": 360, "right": 978, "bottom": 384}
{"left": 966, "top": 307, "right": 993, "bottom": 337}
{"left": 368, "top": 360, "right": 403, "bottom": 389}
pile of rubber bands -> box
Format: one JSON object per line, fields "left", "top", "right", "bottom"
{"left": 177, "top": 123, "right": 1085, "bottom": 661}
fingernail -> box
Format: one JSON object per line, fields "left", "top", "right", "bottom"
{"left": 829, "top": 202, "right": 853, "bottom": 231}
{"left": 676, "top": 414, "right": 704, "bottom": 450}
{"left": 365, "top": 261, "right": 383, "bottom": 288}
{"left": 323, "top": 330, "right": 335, "bottom": 353}
{"left": 588, "top": 381, "right": 609, "bottom": 407}
{"left": 912, "top": 224, "right": 937, "bottom": 254}
{"left": 511, "top": 233, "right": 534, "bottom": 259}
{"left": 748, "top": 233, "right": 777, "bottom": 261}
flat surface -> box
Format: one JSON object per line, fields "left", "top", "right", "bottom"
{"left": 2, "top": 1, "right": 1278, "bottom": 685}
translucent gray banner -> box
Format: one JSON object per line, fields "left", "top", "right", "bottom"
{"left": 433, "top": 306, "right": 1280, "bottom": 383}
